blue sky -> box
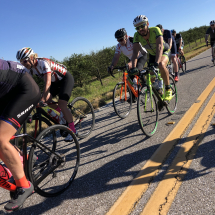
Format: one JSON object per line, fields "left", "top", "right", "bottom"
{"left": 1, "top": 0, "right": 213, "bottom": 62}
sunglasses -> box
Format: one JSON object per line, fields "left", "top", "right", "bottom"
{"left": 117, "top": 38, "right": 124, "bottom": 42}
{"left": 21, "top": 58, "right": 29, "bottom": 64}
{"left": 135, "top": 23, "right": 147, "bottom": 31}
{"left": 211, "top": 24, "right": 214, "bottom": 26}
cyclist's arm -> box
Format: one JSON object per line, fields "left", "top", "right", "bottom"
{"left": 41, "top": 72, "right": 51, "bottom": 102}
{"left": 110, "top": 53, "right": 120, "bottom": 68}
{"left": 168, "top": 38, "right": 172, "bottom": 50}
{"left": 131, "top": 43, "right": 141, "bottom": 68}
{"left": 205, "top": 34, "right": 209, "bottom": 43}
{"left": 179, "top": 38, "right": 182, "bottom": 48}
{"left": 156, "top": 36, "right": 163, "bottom": 64}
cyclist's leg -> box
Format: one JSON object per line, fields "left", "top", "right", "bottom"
{"left": 171, "top": 40, "right": 179, "bottom": 80}
{"left": 0, "top": 73, "right": 40, "bottom": 210}
{"left": 52, "top": 72, "right": 76, "bottom": 134}
{"left": 158, "top": 52, "right": 170, "bottom": 86}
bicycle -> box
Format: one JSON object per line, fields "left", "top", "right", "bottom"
{"left": 111, "top": 65, "right": 142, "bottom": 119}
{"left": 14, "top": 97, "right": 95, "bottom": 147}
{"left": 0, "top": 118, "right": 80, "bottom": 200}
{"left": 176, "top": 52, "right": 186, "bottom": 73}
{"left": 137, "top": 66, "right": 177, "bottom": 136}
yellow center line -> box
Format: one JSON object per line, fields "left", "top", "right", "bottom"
{"left": 141, "top": 91, "right": 215, "bottom": 215}
{"left": 106, "top": 77, "right": 215, "bottom": 215}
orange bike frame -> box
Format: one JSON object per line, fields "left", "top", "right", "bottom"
{"left": 120, "top": 72, "right": 141, "bottom": 101}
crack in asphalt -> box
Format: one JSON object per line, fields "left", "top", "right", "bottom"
{"left": 158, "top": 103, "right": 215, "bottom": 215}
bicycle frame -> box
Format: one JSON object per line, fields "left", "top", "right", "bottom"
{"left": 121, "top": 71, "right": 141, "bottom": 101}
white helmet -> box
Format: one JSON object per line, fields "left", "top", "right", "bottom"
{"left": 210, "top": 20, "right": 215, "bottom": 25}
{"left": 16, "top": 47, "right": 34, "bottom": 61}
{"left": 133, "top": 15, "right": 148, "bottom": 27}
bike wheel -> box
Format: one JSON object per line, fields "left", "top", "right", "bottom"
{"left": 70, "top": 97, "right": 95, "bottom": 139}
{"left": 28, "top": 124, "right": 80, "bottom": 197}
{"left": 137, "top": 86, "right": 159, "bottom": 137}
{"left": 113, "top": 82, "right": 132, "bottom": 119}
{"left": 179, "top": 56, "right": 186, "bottom": 72}
{"left": 166, "top": 75, "right": 178, "bottom": 114}
{"left": 13, "top": 117, "right": 52, "bottom": 148}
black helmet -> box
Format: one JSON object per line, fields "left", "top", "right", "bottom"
{"left": 156, "top": 24, "right": 163, "bottom": 30}
{"left": 210, "top": 20, "right": 215, "bottom": 25}
{"left": 115, "top": 28, "right": 127, "bottom": 39}
{"left": 171, "top": 29, "right": 176, "bottom": 34}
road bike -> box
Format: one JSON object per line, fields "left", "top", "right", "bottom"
{"left": 0, "top": 119, "right": 80, "bottom": 199}
{"left": 14, "top": 97, "right": 95, "bottom": 147}
{"left": 207, "top": 41, "right": 215, "bottom": 66}
{"left": 138, "top": 66, "right": 177, "bottom": 136}
{"left": 176, "top": 52, "right": 186, "bottom": 73}
{"left": 111, "top": 65, "right": 142, "bottom": 119}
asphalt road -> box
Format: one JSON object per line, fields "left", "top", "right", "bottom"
{"left": 0, "top": 49, "right": 215, "bottom": 215}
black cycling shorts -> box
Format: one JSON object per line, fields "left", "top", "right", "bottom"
{"left": 210, "top": 39, "right": 215, "bottom": 47}
{"left": 50, "top": 72, "right": 74, "bottom": 102}
{"left": 148, "top": 50, "right": 171, "bottom": 66}
{"left": 0, "top": 73, "right": 40, "bottom": 130}
{"left": 171, "top": 40, "right": 177, "bottom": 55}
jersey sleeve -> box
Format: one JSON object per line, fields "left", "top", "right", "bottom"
{"left": 115, "top": 44, "right": 121, "bottom": 55}
{"left": 133, "top": 32, "right": 140, "bottom": 43}
{"left": 40, "top": 60, "right": 52, "bottom": 75}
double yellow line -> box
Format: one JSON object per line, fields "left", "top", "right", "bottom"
{"left": 107, "top": 77, "right": 215, "bottom": 215}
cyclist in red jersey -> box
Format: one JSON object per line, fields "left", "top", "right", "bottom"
{"left": 16, "top": 47, "right": 76, "bottom": 141}
{"left": 0, "top": 59, "right": 40, "bottom": 211}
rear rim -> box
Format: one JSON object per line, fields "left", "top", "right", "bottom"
{"left": 137, "top": 86, "right": 158, "bottom": 137}
{"left": 28, "top": 125, "right": 80, "bottom": 197}
{"left": 113, "top": 82, "right": 132, "bottom": 119}
{"left": 166, "top": 76, "right": 177, "bottom": 114}
{"left": 70, "top": 97, "right": 95, "bottom": 139}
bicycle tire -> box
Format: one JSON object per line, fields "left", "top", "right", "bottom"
{"left": 166, "top": 75, "right": 178, "bottom": 114}
{"left": 137, "top": 86, "right": 159, "bottom": 137}
{"left": 13, "top": 117, "right": 52, "bottom": 148}
{"left": 70, "top": 97, "right": 95, "bottom": 139}
{"left": 179, "top": 56, "right": 186, "bottom": 73}
{"left": 113, "top": 82, "right": 132, "bottom": 119}
{"left": 28, "top": 124, "right": 80, "bottom": 197}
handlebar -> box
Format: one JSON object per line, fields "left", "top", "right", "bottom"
{"left": 139, "top": 66, "right": 159, "bottom": 78}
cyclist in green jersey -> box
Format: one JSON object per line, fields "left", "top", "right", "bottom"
{"left": 131, "top": 15, "right": 172, "bottom": 101}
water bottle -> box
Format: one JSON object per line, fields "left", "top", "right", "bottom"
{"left": 158, "top": 75, "right": 163, "bottom": 94}
{"left": 133, "top": 77, "right": 138, "bottom": 90}
{"left": 47, "top": 108, "right": 60, "bottom": 123}
{"left": 59, "top": 111, "right": 67, "bottom": 125}
{"left": 152, "top": 79, "right": 159, "bottom": 90}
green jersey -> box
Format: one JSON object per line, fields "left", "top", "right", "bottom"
{"left": 133, "top": 27, "right": 168, "bottom": 56}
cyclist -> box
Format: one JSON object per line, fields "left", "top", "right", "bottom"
{"left": 157, "top": 25, "right": 179, "bottom": 82}
{"left": 108, "top": 28, "right": 147, "bottom": 102}
{"left": 131, "top": 15, "right": 172, "bottom": 101}
{"left": 16, "top": 47, "right": 76, "bottom": 141}
{"left": 172, "top": 30, "right": 185, "bottom": 57}
{"left": 0, "top": 59, "right": 41, "bottom": 211}
{"left": 205, "top": 20, "right": 215, "bottom": 62}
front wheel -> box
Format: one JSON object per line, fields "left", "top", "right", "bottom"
{"left": 179, "top": 56, "right": 186, "bottom": 72}
{"left": 113, "top": 82, "right": 132, "bottom": 119}
{"left": 166, "top": 75, "right": 178, "bottom": 114}
{"left": 28, "top": 124, "right": 80, "bottom": 197}
{"left": 137, "top": 86, "right": 159, "bottom": 137}
{"left": 70, "top": 97, "right": 95, "bottom": 139}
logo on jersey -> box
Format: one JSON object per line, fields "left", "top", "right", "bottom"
{"left": 17, "top": 104, "right": 34, "bottom": 118}
{"left": 17, "top": 64, "right": 24, "bottom": 69}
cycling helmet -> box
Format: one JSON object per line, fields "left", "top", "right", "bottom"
{"left": 210, "top": 20, "right": 215, "bottom": 25}
{"left": 171, "top": 29, "right": 176, "bottom": 34}
{"left": 156, "top": 24, "right": 163, "bottom": 30}
{"left": 16, "top": 47, "right": 34, "bottom": 61}
{"left": 133, "top": 15, "right": 148, "bottom": 27}
{"left": 115, "top": 28, "right": 127, "bottom": 39}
